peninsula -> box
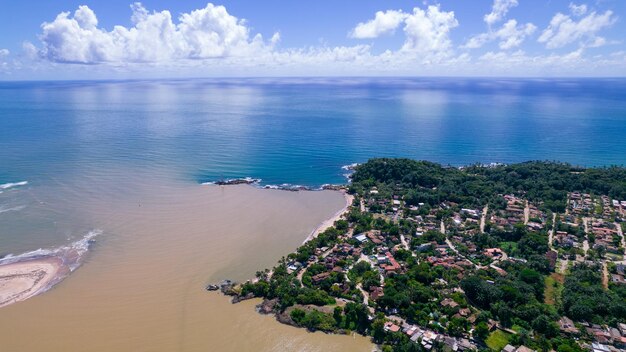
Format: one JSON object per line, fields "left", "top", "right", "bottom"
{"left": 218, "top": 159, "right": 626, "bottom": 352}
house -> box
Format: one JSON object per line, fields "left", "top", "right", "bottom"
{"left": 611, "top": 273, "right": 626, "bottom": 284}
{"left": 410, "top": 331, "right": 423, "bottom": 342}
{"left": 384, "top": 321, "right": 401, "bottom": 333}
{"left": 458, "top": 308, "right": 471, "bottom": 317}
{"left": 610, "top": 328, "right": 622, "bottom": 340}
{"left": 502, "top": 345, "right": 516, "bottom": 352}
{"left": 376, "top": 254, "right": 388, "bottom": 264}
{"left": 484, "top": 248, "right": 504, "bottom": 258}
{"left": 287, "top": 262, "right": 302, "bottom": 272}
{"left": 354, "top": 233, "right": 368, "bottom": 243}
{"left": 457, "top": 338, "right": 474, "bottom": 351}
{"left": 441, "top": 298, "right": 459, "bottom": 308}
{"left": 443, "top": 336, "right": 458, "bottom": 351}
{"left": 591, "top": 342, "right": 610, "bottom": 352}
{"left": 503, "top": 346, "right": 535, "bottom": 352}
{"left": 380, "top": 252, "right": 401, "bottom": 274}
{"left": 370, "top": 286, "right": 384, "bottom": 300}
{"left": 461, "top": 208, "right": 480, "bottom": 218}
{"left": 416, "top": 243, "right": 433, "bottom": 252}
{"left": 311, "top": 272, "right": 331, "bottom": 284}
{"left": 558, "top": 316, "right": 579, "bottom": 334}
{"left": 619, "top": 323, "right": 626, "bottom": 336}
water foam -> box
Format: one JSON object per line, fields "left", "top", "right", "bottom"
{"left": 0, "top": 181, "right": 28, "bottom": 190}
{"left": 341, "top": 163, "right": 359, "bottom": 171}
{"left": 0, "top": 230, "right": 101, "bottom": 271}
{"left": 0, "top": 205, "right": 27, "bottom": 214}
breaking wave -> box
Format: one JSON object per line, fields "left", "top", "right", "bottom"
{"left": 0, "top": 230, "right": 101, "bottom": 272}
{"left": 0, "top": 181, "right": 28, "bottom": 190}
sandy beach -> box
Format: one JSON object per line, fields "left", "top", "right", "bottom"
{"left": 0, "top": 256, "right": 65, "bottom": 308}
{"left": 303, "top": 190, "right": 354, "bottom": 244}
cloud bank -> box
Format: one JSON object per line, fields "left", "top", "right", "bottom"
{"left": 2, "top": 1, "right": 623, "bottom": 78}
{"left": 38, "top": 3, "right": 278, "bottom": 64}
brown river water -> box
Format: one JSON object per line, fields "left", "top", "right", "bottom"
{"left": 0, "top": 174, "right": 373, "bottom": 351}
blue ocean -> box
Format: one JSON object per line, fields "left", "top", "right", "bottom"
{"left": 1, "top": 77, "right": 626, "bottom": 188}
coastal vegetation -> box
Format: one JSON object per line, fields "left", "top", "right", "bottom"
{"left": 218, "top": 159, "right": 626, "bottom": 352}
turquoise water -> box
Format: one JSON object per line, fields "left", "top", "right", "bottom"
{"left": 1, "top": 77, "right": 626, "bottom": 188}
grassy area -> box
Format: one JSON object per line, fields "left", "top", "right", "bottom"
{"left": 544, "top": 273, "right": 564, "bottom": 305}
{"left": 606, "top": 253, "right": 624, "bottom": 261}
{"left": 499, "top": 241, "right": 518, "bottom": 254}
{"left": 486, "top": 330, "right": 512, "bottom": 351}
{"left": 511, "top": 324, "right": 524, "bottom": 333}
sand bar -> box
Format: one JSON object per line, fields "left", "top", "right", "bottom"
{"left": 0, "top": 257, "right": 64, "bottom": 308}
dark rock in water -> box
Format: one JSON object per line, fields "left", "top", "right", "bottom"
{"left": 215, "top": 178, "right": 260, "bottom": 186}
{"left": 321, "top": 184, "right": 345, "bottom": 191}
{"left": 276, "top": 310, "right": 296, "bottom": 327}
{"left": 256, "top": 298, "right": 278, "bottom": 314}
{"left": 231, "top": 292, "right": 254, "bottom": 304}
{"left": 205, "top": 284, "right": 220, "bottom": 291}
{"left": 219, "top": 279, "right": 239, "bottom": 295}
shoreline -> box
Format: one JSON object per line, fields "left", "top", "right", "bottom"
{"left": 0, "top": 230, "right": 99, "bottom": 309}
{"left": 201, "top": 181, "right": 354, "bottom": 244}
{"left": 303, "top": 190, "right": 354, "bottom": 244}
{"left": 0, "top": 256, "right": 66, "bottom": 308}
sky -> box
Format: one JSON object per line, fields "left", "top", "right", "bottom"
{"left": 0, "top": 0, "right": 625, "bottom": 80}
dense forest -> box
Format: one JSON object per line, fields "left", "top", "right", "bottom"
{"left": 350, "top": 159, "right": 626, "bottom": 212}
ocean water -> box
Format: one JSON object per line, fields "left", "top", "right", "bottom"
{"left": 0, "top": 78, "right": 625, "bottom": 351}
{"left": 1, "top": 78, "right": 626, "bottom": 190}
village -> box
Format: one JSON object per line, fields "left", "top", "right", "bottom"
{"left": 221, "top": 160, "right": 626, "bottom": 352}
{"left": 273, "top": 184, "right": 626, "bottom": 352}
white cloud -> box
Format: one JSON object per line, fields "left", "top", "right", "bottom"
{"left": 0, "top": 49, "right": 11, "bottom": 73}
{"left": 5, "top": 1, "right": 622, "bottom": 78}
{"left": 464, "top": 0, "right": 534, "bottom": 51}
{"left": 22, "top": 42, "right": 38, "bottom": 59}
{"left": 464, "top": 19, "right": 536, "bottom": 50}
{"left": 37, "top": 2, "right": 278, "bottom": 64}
{"left": 569, "top": 3, "right": 588, "bottom": 17}
{"left": 350, "top": 10, "right": 407, "bottom": 39}
{"left": 401, "top": 5, "right": 459, "bottom": 55}
{"left": 350, "top": 5, "right": 459, "bottom": 57}
{"left": 496, "top": 20, "right": 537, "bottom": 50}
{"left": 484, "top": 0, "right": 519, "bottom": 26}
{"left": 477, "top": 48, "right": 589, "bottom": 74}
{"left": 463, "top": 34, "right": 490, "bottom": 50}
{"left": 538, "top": 9, "right": 616, "bottom": 49}
{"left": 33, "top": 2, "right": 461, "bottom": 72}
